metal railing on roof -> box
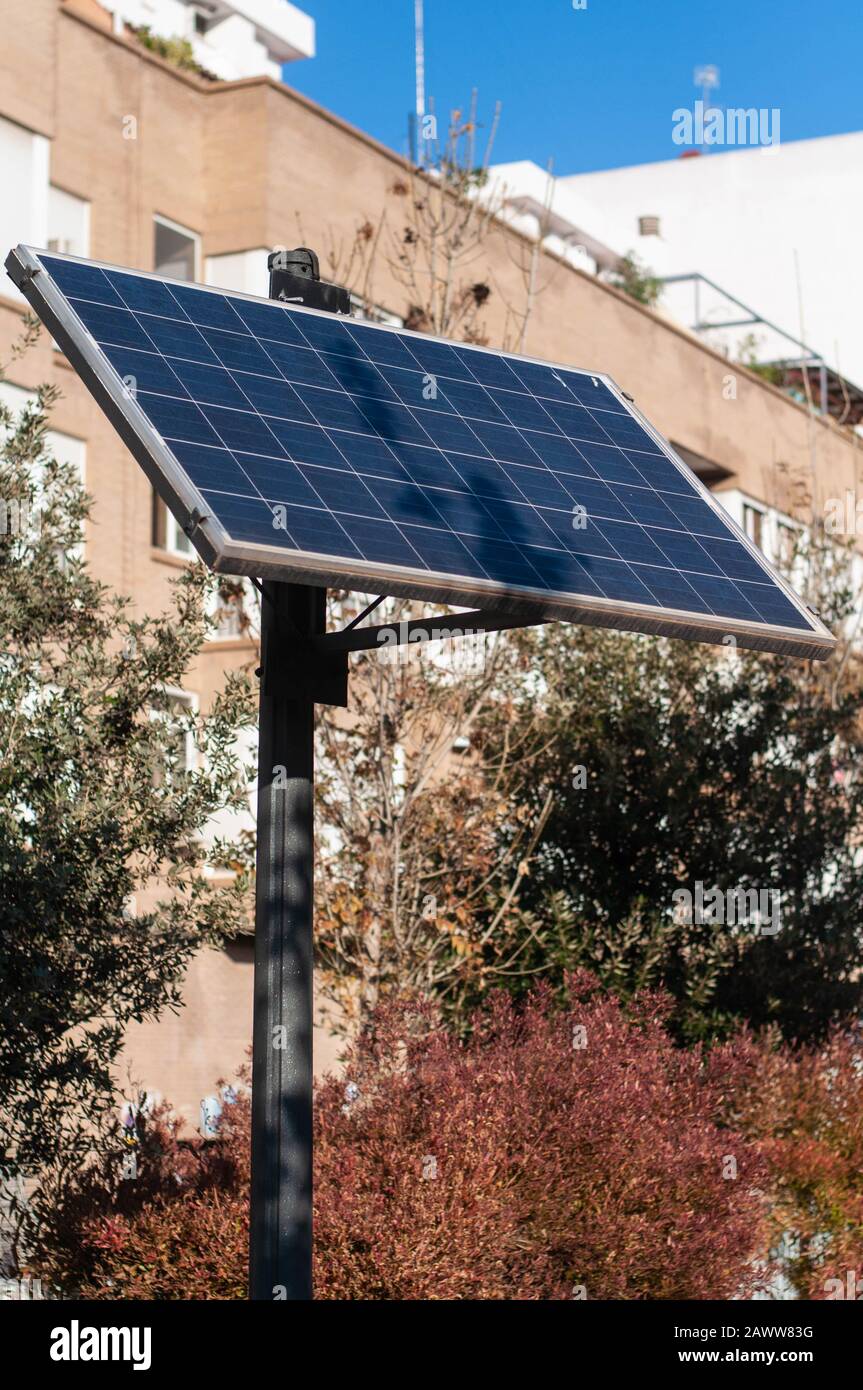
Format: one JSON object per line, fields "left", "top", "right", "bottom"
{"left": 660, "top": 272, "right": 863, "bottom": 427}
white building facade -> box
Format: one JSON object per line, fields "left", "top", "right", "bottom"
{"left": 490, "top": 131, "right": 863, "bottom": 392}
{"left": 106, "top": 0, "right": 314, "bottom": 81}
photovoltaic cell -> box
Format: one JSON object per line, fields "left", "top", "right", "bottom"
{"left": 5, "top": 245, "right": 834, "bottom": 659}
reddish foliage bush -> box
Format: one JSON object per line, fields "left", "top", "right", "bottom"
{"left": 34, "top": 975, "right": 773, "bottom": 1300}
{"left": 314, "top": 975, "right": 767, "bottom": 1299}
{"left": 33, "top": 1083, "right": 251, "bottom": 1300}
{"left": 716, "top": 1026, "right": 863, "bottom": 1299}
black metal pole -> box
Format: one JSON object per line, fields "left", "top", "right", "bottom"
{"left": 249, "top": 582, "right": 323, "bottom": 1300}
{"left": 248, "top": 251, "right": 350, "bottom": 1301}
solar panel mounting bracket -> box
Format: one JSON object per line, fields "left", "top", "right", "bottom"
{"left": 258, "top": 603, "right": 537, "bottom": 697}
{"left": 314, "top": 606, "right": 547, "bottom": 655}
{"left": 258, "top": 597, "right": 349, "bottom": 706}
{"left": 182, "top": 506, "right": 209, "bottom": 539}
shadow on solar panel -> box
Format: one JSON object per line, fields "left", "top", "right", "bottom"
{"left": 5, "top": 244, "right": 835, "bottom": 662}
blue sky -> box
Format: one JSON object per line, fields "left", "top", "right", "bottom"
{"left": 284, "top": 0, "right": 862, "bottom": 173}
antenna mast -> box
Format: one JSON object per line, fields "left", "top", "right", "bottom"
{"left": 415, "top": 0, "right": 426, "bottom": 164}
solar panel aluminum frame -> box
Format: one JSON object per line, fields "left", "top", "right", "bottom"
{"left": 6, "top": 243, "right": 836, "bottom": 661}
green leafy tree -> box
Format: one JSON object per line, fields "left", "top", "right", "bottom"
{"left": 0, "top": 361, "right": 255, "bottom": 1257}
{"left": 490, "top": 589, "right": 863, "bottom": 1042}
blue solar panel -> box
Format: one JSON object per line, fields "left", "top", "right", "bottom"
{"left": 6, "top": 245, "right": 834, "bottom": 659}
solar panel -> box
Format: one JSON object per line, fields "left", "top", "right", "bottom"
{"left": 6, "top": 245, "right": 834, "bottom": 659}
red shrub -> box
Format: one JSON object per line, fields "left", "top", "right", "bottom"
{"left": 715, "top": 1026, "right": 863, "bottom": 1299}
{"left": 32, "top": 1082, "right": 251, "bottom": 1300}
{"left": 34, "top": 975, "right": 770, "bottom": 1300}
{"left": 314, "top": 975, "right": 767, "bottom": 1299}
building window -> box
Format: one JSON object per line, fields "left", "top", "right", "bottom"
{"left": 209, "top": 577, "right": 256, "bottom": 641}
{"left": 47, "top": 186, "right": 90, "bottom": 259}
{"left": 638, "top": 215, "right": 661, "bottom": 237}
{"left": 349, "top": 293, "right": 403, "bottom": 327}
{"left": 150, "top": 688, "right": 197, "bottom": 786}
{"left": 743, "top": 503, "right": 764, "bottom": 550}
{"left": 0, "top": 116, "right": 50, "bottom": 302}
{"left": 205, "top": 248, "right": 271, "bottom": 297}
{"left": 0, "top": 383, "right": 86, "bottom": 479}
{"left": 152, "top": 490, "right": 191, "bottom": 556}
{"left": 777, "top": 521, "right": 800, "bottom": 569}
{"left": 0, "top": 382, "right": 86, "bottom": 560}
{"left": 153, "top": 216, "right": 199, "bottom": 281}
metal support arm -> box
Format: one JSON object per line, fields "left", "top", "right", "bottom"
{"left": 317, "top": 607, "right": 548, "bottom": 656}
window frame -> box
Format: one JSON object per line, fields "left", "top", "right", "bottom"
{"left": 152, "top": 490, "right": 193, "bottom": 558}
{"left": 46, "top": 184, "right": 91, "bottom": 260}
{"left": 149, "top": 685, "right": 198, "bottom": 785}
{"left": 153, "top": 214, "right": 201, "bottom": 283}
{"left": 742, "top": 501, "right": 766, "bottom": 551}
